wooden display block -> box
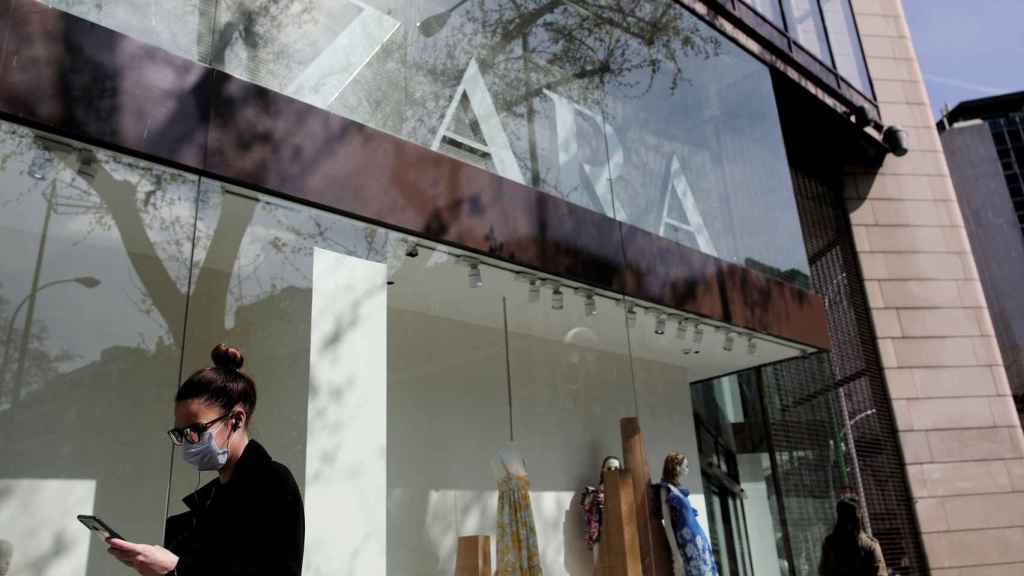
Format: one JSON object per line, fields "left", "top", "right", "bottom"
{"left": 621, "top": 417, "right": 673, "bottom": 576}
{"left": 455, "top": 535, "right": 491, "bottom": 576}
{"left": 597, "top": 469, "right": 643, "bottom": 576}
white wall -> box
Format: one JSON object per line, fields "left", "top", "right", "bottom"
{"left": 738, "top": 454, "right": 783, "bottom": 576}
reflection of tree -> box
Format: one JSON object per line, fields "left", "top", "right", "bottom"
{"left": 0, "top": 288, "right": 74, "bottom": 407}
{"left": 416, "top": 0, "right": 722, "bottom": 112}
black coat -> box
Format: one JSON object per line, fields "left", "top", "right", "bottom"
{"left": 165, "top": 440, "right": 305, "bottom": 575}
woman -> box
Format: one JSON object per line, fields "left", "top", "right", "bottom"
{"left": 819, "top": 497, "right": 886, "bottom": 576}
{"left": 107, "top": 344, "right": 305, "bottom": 576}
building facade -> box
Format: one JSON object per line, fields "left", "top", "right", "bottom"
{"left": 0, "top": 1, "right": 1019, "bottom": 575}
{"left": 939, "top": 93, "right": 1024, "bottom": 433}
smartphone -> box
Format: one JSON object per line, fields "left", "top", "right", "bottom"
{"left": 77, "top": 515, "right": 124, "bottom": 541}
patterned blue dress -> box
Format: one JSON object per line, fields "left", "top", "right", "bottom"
{"left": 660, "top": 483, "right": 719, "bottom": 576}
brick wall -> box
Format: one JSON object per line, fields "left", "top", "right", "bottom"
{"left": 848, "top": 1, "right": 1024, "bottom": 574}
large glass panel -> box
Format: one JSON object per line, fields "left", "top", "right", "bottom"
{"left": 606, "top": 1, "right": 811, "bottom": 285}
{"left": 406, "top": 0, "right": 613, "bottom": 214}
{"left": 169, "top": 182, "right": 400, "bottom": 574}
{"left": 207, "top": 0, "right": 411, "bottom": 135}
{"left": 782, "top": 0, "right": 833, "bottom": 65}
{"left": 505, "top": 278, "right": 635, "bottom": 573}
{"left": 386, "top": 248, "right": 514, "bottom": 576}
{"left": 46, "top": 0, "right": 411, "bottom": 136}
{"left": 47, "top": 0, "right": 206, "bottom": 61}
{"left": 743, "top": 0, "right": 786, "bottom": 28}
{"left": 820, "top": 0, "right": 873, "bottom": 96}
{"left": 0, "top": 121, "right": 195, "bottom": 575}
{"left": 692, "top": 373, "right": 791, "bottom": 576}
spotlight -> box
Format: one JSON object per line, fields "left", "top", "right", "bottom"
{"left": 675, "top": 317, "right": 689, "bottom": 340}
{"left": 27, "top": 149, "right": 53, "bottom": 180}
{"left": 584, "top": 292, "right": 597, "bottom": 317}
{"left": 528, "top": 278, "right": 541, "bottom": 303}
{"left": 654, "top": 313, "right": 666, "bottom": 335}
{"left": 625, "top": 303, "right": 638, "bottom": 328}
{"left": 723, "top": 332, "right": 735, "bottom": 352}
{"left": 747, "top": 336, "right": 757, "bottom": 355}
{"left": 552, "top": 285, "right": 564, "bottom": 310}
{"left": 693, "top": 324, "right": 704, "bottom": 346}
{"left": 682, "top": 346, "right": 693, "bottom": 355}
{"left": 883, "top": 125, "right": 909, "bottom": 157}
{"left": 468, "top": 261, "right": 483, "bottom": 288}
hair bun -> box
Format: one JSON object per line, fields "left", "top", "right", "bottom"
{"left": 211, "top": 344, "right": 244, "bottom": 371}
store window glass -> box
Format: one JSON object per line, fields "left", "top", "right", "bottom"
{"left": 743, "top": 0, "right": 786, "bottom": 28}
{"left": 503, "top": 277, "right": 635, "bottom": 573}
{"left": 606, "top": 1, "right": 811, "bottom": 285}
{"left": 820, "top": 0, "right": 872, "bottom": 96}
{"left": 0, "top": 121, "right": 195, "bottom": 575}
{"left": 46, "top": 0, "right": 411, "bottom": 137}
{"left": 406, "top": 0, "right": 613, "bottom": 215}
{"left": 781, "top": 0, "right": 833, "bottom": 65}
{"left": 692, "top": 373, "right": 790, "bottom": 576}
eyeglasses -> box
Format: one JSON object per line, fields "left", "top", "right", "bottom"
{"left": 167, "top": 413, "right": 230, "bottom": 446}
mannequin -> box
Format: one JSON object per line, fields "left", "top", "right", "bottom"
{"left": 493, "top": 443, "right": 542, "bottom": 576}
{"left": 491, "top": 443, "right": 528, "bottom": 479}
{"left": 658, "top": 453, "right": 718, "bottom": 576}
{"left": 580, "top": 456, "right": 623, "bottom": 567}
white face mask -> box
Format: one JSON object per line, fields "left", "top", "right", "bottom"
{"left": 182, "top": 423, "right": 231, "bottom": 471}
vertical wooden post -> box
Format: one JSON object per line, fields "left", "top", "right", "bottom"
{"left": 621, "top": 417, "right": 673, "bottom": 576}
{"left": 455, "top": 535, "right": 491, "bottom": 576}
{"left": 598, "top": 469, "right": 643, "bottom": 576}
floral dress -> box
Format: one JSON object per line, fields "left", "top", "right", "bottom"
{"left": 660, "top": 483, "right": 718, "bottom": 576}
{"left": 580, "top": 485, "right": 605, "bottom": 550}
{"left": 496, "top": 467, "right": 543, "bottom": 575}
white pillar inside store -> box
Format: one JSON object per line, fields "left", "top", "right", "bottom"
{"left": 307, "top": 247, "right": 388, "bottom": 575}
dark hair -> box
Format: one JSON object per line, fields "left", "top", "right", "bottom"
{"left": 599, "top": 456, "right": 622, "bottom": 484}
{"left": 175, "top": 344, "right": 257, "bottom": 422}
{"left": 834, "top": 497, "right": 863, "bottom": 539}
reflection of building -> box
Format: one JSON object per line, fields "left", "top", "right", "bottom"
{"left": 939, "top": 93, "right": 1024, "bottom": 426}
{"left": 0, "top": 1, "right": 1019, "bottom": 576}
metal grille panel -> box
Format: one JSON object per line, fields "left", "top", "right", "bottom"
{"left": 787, "top": 163, "right": 929, "bottom": 576}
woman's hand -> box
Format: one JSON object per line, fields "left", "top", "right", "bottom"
{"left": 107, "top": 538, "right": 179, "bottom": 576}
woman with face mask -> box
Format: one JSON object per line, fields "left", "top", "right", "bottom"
{"left": 106, "top": 344, "right": 304, "bottom": 576}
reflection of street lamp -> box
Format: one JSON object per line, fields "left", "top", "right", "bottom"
{"left": 1, "top": 276, "right": 102, "bottom": 403}
{"left": 840, "top": 403, "right": 876, "bottom": 535}
{"left": 417, "top": 0, "right": 472, "bottom": 38}
{"left": 819, "top": 272, "right": 875, "bottom": 534}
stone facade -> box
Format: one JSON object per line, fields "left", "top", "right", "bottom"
{"left": 849, "top": 1, "right": 1024, "bottom": 574}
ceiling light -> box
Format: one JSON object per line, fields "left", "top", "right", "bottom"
{"left": 654, "top": 313, "right": 666, "bottom": 335}
{"left": 528, "top": 278, "right": 541, "bottom": 303}
{"left": 674, "top": 317, "right": 688, "bottom": 340}
{"left": 552, "top": 285, "right": 564, "bottom": 310}
{"left": 625, "top": 303, "right": 637, "bottom": 328}
{"left": 747, "top": 336, "right": 757, "bottom": 355}
{"left": 584, "top": 292, "right": 597, "bottom": 317}
{"left": 468, "top": 261, "right": 482, "bottom": 288}
{"left": 693, "top": 324, "right": 704, "bottom": 346}
{"left": 405, "top": 242, "right": 419, "bottom": 258}
{"left": 723, "top": 332, "right": 736, "bottom": 352}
